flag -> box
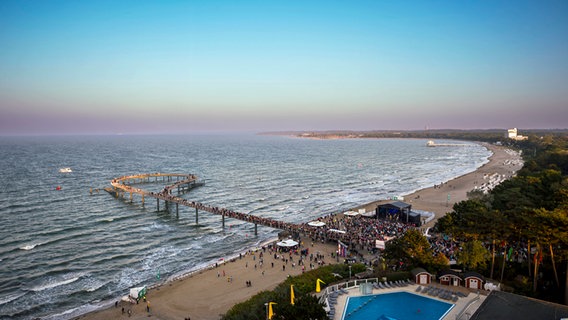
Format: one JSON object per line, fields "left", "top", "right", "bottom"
{"left": 316, "top": 278, "right": 325, "bottom": 293}
{"left": 338, "top": 241, "right": 348, "bottom": 257}
{"left": 268, "top": 302, "right": 277, "bottom": 319}
{"left": 507, "top": 247, "right": 513, "bottom": 261}
{"left": 290, "top": 284, "right": 295, "bottom": 305}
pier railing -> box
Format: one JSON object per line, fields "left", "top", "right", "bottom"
{"left": 105, "top": 173, "right": 298, "bottom": 235}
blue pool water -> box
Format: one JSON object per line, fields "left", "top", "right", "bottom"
{"left": 343, "top": 291, "right": 454, "bottom": 320}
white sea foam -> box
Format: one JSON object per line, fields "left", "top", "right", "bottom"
{"left": 29, "top": 274, "right": 82, "bottom": 292}
{"left": 20, "top": 243, "right": 40, "bottom": 250}
{"left": 43, "top": 301, "right": 106, "bottom": 320}
{"left": 0, "top": 292, "right": 25, "bottom": 305}
{"left": 143, "top": 222, "right": 173, "bottom": 232}
{"left": 82, "top": 277, "right": 107, "bottom": 292}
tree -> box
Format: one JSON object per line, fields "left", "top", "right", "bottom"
{"left": 273, "top": 293, "right": 327, "bottom": 320}
{"left": 450, "top": 200, "right": 489, "bottom": 240}
{"left": 435, "top": 199, "right": 489, "bottom": 239}
{"left": 478, "top": 210, "right": 509, "bottom": 279}
{"left": 384, "top": 229, "right": 434, "bottom": 269}
{"left": 534, "top": 207, "right": 568, "bottom": 292}
{"left": 457, "top": 240, "right": 489, "bottom": 271}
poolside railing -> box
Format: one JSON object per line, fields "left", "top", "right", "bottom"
{"left": 319, "top": 278, "right": 381, "bottom": 304}
{"left": 320, "top": 279, "right": 370, "bottom": 297}
{"left": 455, "top": 292, "right": 480, "bottom": 320}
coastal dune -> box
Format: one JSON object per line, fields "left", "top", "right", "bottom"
{"left": 77, "top": 143, "right": 523, "bottom": 320}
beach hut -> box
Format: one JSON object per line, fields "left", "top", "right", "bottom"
{"left": 438, "top": 270, "right": 462, "bottom": 287}
{"left": 411, "top": 268, "right": 432, "bottom": 285}
{"left": 464, "top": 271, "right": 484, "bottom": 290}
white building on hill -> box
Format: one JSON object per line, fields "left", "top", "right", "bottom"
{"left": 506, "top": 128, "right": 527, "bottom": 140}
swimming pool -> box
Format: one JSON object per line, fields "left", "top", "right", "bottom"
{"left": 342, "top": 291, "right": 454, "bottom": 320}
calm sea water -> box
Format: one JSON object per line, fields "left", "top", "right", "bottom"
{"left": 0, "top": 134, "right": 490, "bottom": 319}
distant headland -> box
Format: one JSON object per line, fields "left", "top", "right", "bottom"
{"left": 260, "top": 128, "right": 568, "bottom": 142}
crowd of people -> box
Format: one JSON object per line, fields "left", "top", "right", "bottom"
{"left": 297, "top": 213, "right": 416, "bottom": 254}
{"left": 428, "top": 234, "right": 459, "bottom": 263}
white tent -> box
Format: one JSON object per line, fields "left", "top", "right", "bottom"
{"left": 344, "top": 211, "right": 359, "bottom": 216}
{"left": 129, "top": 286, "right": 147, "bottom": 300}
{"left": 308, "top": 221, "right": 326, "bottom": 227}
{"left": 276, "top": 239, "right": 299, "bottom": 247}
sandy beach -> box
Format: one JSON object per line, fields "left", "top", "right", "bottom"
{"left": 354, "top": 143, "right": 524, "bottom": 229}
{"left": 77, "top": 143, "right": 523, "bottom": 320}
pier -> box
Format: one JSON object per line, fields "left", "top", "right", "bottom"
{"left": 104, "top": 173, "right": 297, "bottom": 235}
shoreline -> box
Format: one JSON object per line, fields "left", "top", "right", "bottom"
{"left": 351, "top": 142, "right": 523, "bottom": 228}
{"left": 67, "top": 236, "right": 280, "bottom": 320}
{"left": 75, "top": 142, "right": 523, "bottom": 320}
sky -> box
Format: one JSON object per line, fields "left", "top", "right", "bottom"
{"left": 1, "top": 0, "right": 567, "bottom": 135}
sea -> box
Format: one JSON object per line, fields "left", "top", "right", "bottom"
{"left": 0, "top": 134, "right": 491, "bottom": 319}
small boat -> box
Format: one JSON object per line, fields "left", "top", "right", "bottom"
{"left": 59, "top": 168, "right": 72, "bottom": 173}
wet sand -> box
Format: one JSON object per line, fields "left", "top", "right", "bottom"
{"left": 77, "top": 143, "right": 522, "bottom": 320}
{"left": 77, "top": 239, "right": 339, "bottom": 320}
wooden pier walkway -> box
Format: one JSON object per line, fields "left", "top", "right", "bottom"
{"left": 105, "top": 173, "right": 298, "bottom": 235}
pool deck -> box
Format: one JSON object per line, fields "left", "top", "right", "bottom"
{"left": 330, "top": 283, "right": 487, "bottom": 320}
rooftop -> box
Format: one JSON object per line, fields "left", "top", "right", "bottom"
{"left": 469, "top": 290, "right": 568, "bottom": 320}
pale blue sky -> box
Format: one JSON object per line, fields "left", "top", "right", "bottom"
{"left": 1, "top": 1, "right": 567, "bottom": 134}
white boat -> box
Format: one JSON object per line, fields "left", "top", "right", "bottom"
{"left": 59, "top": 167, "right": 72, "bottom": 173}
